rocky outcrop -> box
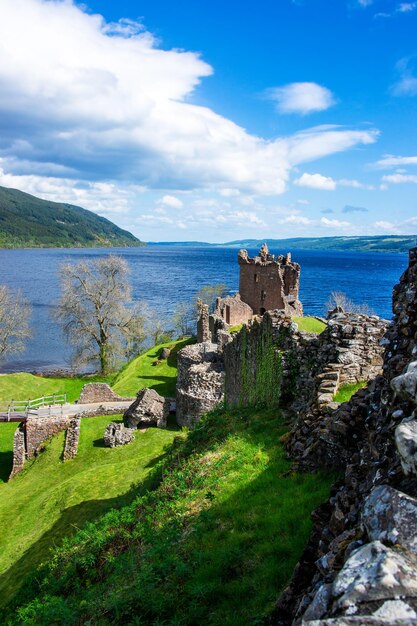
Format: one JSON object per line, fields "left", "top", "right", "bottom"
{"left": 124, "top": 388, "right": 170, "bottom": 429}
{"left": 176, "top": 342, "right": 225, "bottom": 428}
{"left": 104, "top": 422, "right": 135, "bottom": 448}
{"left": 275, "top": 246, "right": 417, "bottom": 625}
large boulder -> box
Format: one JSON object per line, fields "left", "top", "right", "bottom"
{"left": 362, "top": 485, "right": 417, "bottom": 554}
{"left": 124, "top": 388, "right": 169, "bottom": 429}
{"left": 104, "top": 422, "right": 135, "bottom": 448}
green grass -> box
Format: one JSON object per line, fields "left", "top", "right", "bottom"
{"left": 0, "top": 415, "right": 181, "bottom": 609}
{"left": 112, "top": 337, "right": 194, "bottom": 397}
{"left": 0, "top": 372, "right": 111, "bottom": 404}
{"left": 7, "top": 408, "right": 336, "bottom": 626}
{"left": 334, "top": 381, "right": 366, "bottom": 403}
{"left": 292, "top": 316, "right": 327, "bottom": 334}
{"left": 0, "top": 423, "right": 18, "bottom": 483}
{"left": 229, "top": 324, "right": 244, "bottom": 334}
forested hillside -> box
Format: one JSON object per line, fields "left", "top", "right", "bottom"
{"left": 0, "top": 185, "right": 143, "bottom": 248}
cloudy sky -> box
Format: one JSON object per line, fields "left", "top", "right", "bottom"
{"left": 0, "top": 0, "right": 416, "bottom": 242}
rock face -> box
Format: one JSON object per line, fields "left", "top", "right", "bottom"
{"left": 275, "top": 246, "right": 417, "bottom": 625}
{"left": 176, "top": 342, "right": 225, "bottom": 428}
{"left": 104, "top": 422, "right": 135, "bottom": 447}
{"left": 124, "top": 388, "right": 170, "bottom": 429}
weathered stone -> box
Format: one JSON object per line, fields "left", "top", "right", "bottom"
{"left": 303, "top": 618, "right": 417, "bottom": 625}
{"left": 160, "top": 347, "right": 171, "bottom": 360}
{"left": 124, "top": 388, "right": 169, "bottom": 429}
{"left": 104, "top": 422, "right": 135, "bottom": 448}
{"left": 395, "top": 418, "right": 417, "bottom": 476}
{"left": 333, "top": 541, "right": 417, "bottom": 610}
{"left": 78, "top": 383, "right": 130, "bottom": 404}
{"left": 362, "top": 485, "right": 417, "bottom": 554}
{"left": 302, "top": 583, "right": 333, "bottom": 621}
{"left": 391, "top": 361, "right": 417, "bottom": 404}
{"left": 63, "top": 417, "right": 81, "bottom": 460}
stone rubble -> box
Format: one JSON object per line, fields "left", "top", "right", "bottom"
{"left": 124, "top": 387, "right": 170, "bottom": 429}
{"left": 104, "top": 422, "right": 135, "bottom": 448}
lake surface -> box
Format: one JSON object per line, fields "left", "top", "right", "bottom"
{"left": 0, "top": 246, "right": 409, "bottom": 372}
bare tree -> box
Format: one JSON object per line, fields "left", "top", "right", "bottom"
{"left": 326, "top": 291, "right": 374, "bottom": 316}
{"left": 55, "top": 256, "right": 146, "bottom": 374}
{"left": 196, "top": 283, "right": 227, "bottom": 314}
{"left": 0, "top": 286, "right": 31, "bottom": 362}
{"left": 172, "top": 301, "right": 193, "bottom": 337}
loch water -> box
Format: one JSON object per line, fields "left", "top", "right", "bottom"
{"left": 0, "top": 246, "right": 409, "bottom": 372}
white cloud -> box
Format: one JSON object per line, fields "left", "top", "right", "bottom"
{"left": 398, "top": 2, "right": 417, "bottom": 12}
{"left": 391, "top": 58, "right": 417, "bottom": 96}
{"left": 266, "top": 82, "right": 335, "bottom": 115}
{"left": 0, "top": 0, "right": 378, "bottom": 219}
{"left": 281, "top": 215, "right": 313, "bottom": 225}
{"left": 321, "top": 217, "right": 351, "bottom": 228}
{"left": 373, "top": 154, "right": 417, "bottom": 168}
{"left": 294, "top": 173, "right": 337, "bottom": 190}
{"left": 375, "top": 220, "right": 395, "bottom": 230}
{"left": 382, "top": 174, "right": 417, "bottom": 184}
{"left": 160, "top": 194, "right": 183, "bottom": 209}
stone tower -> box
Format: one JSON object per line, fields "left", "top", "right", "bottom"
{"left": 238, "top": 244, "right": 303, "bottom": 316}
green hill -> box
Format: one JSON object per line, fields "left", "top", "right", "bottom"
{"left": 0, "top": 185, "right": 143, "bottom": 248}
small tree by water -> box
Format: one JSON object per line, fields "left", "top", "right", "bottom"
{"left": 55, "top": 256, "right": 146, "bottom": 374}
{"left": 0, "top": 285, "right": 31, "bottom": 362}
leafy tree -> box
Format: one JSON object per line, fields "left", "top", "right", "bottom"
{"left": 55, "top": 256, "right": 146, "bottom": 374}
{"left": 0, "top": 285, "right": 31, "bottom": 362}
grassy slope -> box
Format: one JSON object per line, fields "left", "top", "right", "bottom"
{"left": 0, "top": 373, "right": 112, "bottom": 404}
{"left": 293, "top": 316, "right": 327, "bottom": 334}
{"left": 0, "top": 415, "right": 181, "bottom": 609}
{"left": 0, "top": 184, "right": 143, "bottom": 248}
{"left": 112, "top": 337, "right": 194, "bottom": 397}
{"left": 0, "top": 339, "right": 191, "bottom": 473}
{"left": 7, "top": 409, "right": 336, "bottom": 626}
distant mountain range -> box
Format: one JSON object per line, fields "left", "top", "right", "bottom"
{"left": 0, "top": 185, "right": 143, "bottom": 248}
{"left": 150, "top": 235, "right": 416, "bottom": 253}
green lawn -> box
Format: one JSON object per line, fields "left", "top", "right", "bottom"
{"left": 112, "top": 337, "right": 194, "bottom": 397}
{"left": 0, "top": 373, "right": 111, "bottom": 404}
{"left": 0, "top": 415, "right": 181, "bottom": 609}
{"left": 8, "top": 409, "right": 336, "bottom": 626}
{"left": 292, "top": 316, "right": 327, "bottom": 334}
{"left": 334, "top": 381, "right": 366, "bottom": 403}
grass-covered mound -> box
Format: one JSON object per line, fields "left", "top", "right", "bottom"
{"left": 0, "top": 415, "right": 181, "bottom": 609}
{"left": 292, "top": 316, "right": 327, "bottom": 334}
{"left": 6, "top": 408, "right": 335, "bottom": 626}
{"left": 112, "top": 337, "right": 194, "bottom": 397}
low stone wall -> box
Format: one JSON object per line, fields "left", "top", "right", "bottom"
{"left": 176, "top": 342, "right": 225, "bottom": 428}
{"left": 9, "top": 426, "right": 26, "bottom": 479}
{"left": 78, "top": 383, "right": 132, "bottom": 404}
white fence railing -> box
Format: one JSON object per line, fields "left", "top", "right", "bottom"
{"left": 0, "top": 394, "right": 67, "bottom": 421}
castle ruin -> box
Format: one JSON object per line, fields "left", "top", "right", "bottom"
{"left": 211, "top": 243, "right": 303, "bottom": 334}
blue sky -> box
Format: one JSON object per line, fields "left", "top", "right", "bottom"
{"left": 0, "top": 0, "right": 416, "bottom": 241}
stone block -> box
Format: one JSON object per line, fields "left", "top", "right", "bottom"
{"left": 395, "top": 418, "right": 417, "bottom": 476}
{"left": 124, "top": 388, "right": 169, "bottom": 429}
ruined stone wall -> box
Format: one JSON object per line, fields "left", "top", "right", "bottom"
{"left": 78, "top": 383, "right": 131, "bottom": 404}
{"left": 238, "top": 245, "right": 303, "bottom": 317}
{"left": 224, "top": 310, "right": 387, "bottom": 416}
{"left": 63, "top": 418, "right": 81, "bottom": 460}
{"left": 176, "top": 342, "right": 225, "bottom": 429}
{"left": 276, "top": 246, "right": 417, "bottom": 625}
{"left": 9, "top": 426, "right": 26, "bottom": 479}
{"left": 25, "top": 416, "right": 74, "bottom": 458}
{"left": 214, "top": 293, "right": 253, "bottom": 327}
